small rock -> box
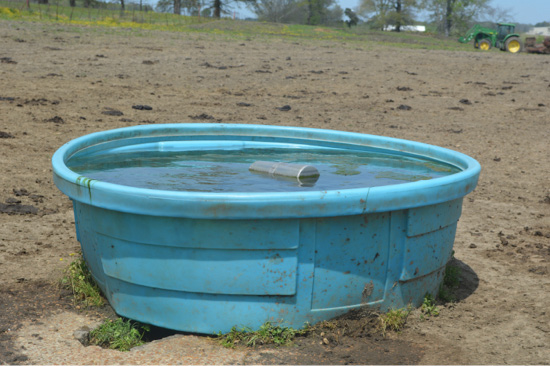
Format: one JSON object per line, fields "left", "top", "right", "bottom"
{"left": 469, "top": 243, "right": 477, "bottom": 249}
{"left": 397, "top": 104, "right": 412, "bottom": 111}
{"left": 276, "top": 105, "right": 291, "bottom": 112}
{"left": 73, "top": 326, "right": 90, "bottom": 346}
{"left": 459, "top": 99, "right": 472, "bottom": 105}
{"left": 323, "top": 337, "right": 330, "bottom": 345}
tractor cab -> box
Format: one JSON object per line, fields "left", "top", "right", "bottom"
{"left": 497, "top": 23, "right": 516, "bottom": 41}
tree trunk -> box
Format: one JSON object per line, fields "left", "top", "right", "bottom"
{"left": 395, "top": 0, "right": 402, "bottom": 32}
{"left": 69, "top": 0, "right": 76, "bottom": 7}
{"left": 121, "top": 0, "right": 125, "bottom": 11}
{"left": 174, "top": 0, "right": 181, "bottom": 14}
{"left": 445, "top": 0, "right": 453, "bottom": 37}
{"left": 38, "top": 0, "right": 49, "bottom": 4}
{"left": 307, "top": 0, "right": 313, "bottom": 25}
{"left": 213, "top": 0, "right": 221, "bottom": 18}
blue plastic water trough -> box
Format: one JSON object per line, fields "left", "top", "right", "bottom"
{"left": 52, "top": 124, "right": 480, "bottom": 333}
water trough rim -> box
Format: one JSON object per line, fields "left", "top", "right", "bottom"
{"left": 52, "top": 123, "right": 481, "bottom": 219}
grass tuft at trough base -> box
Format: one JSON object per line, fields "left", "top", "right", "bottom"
{"left": 89, "top": 318, "right": 150, "bottom": 352}
{"left": 60, "top": 254, "right": 105, "bottom": 308}
{"left": 216, "top": 322, "right": 309, "bottom": 348}
{"left": 379, "top": 306, "right": 412, "bottom": 334}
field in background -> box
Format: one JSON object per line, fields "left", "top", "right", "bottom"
{"left": 0, "top": 0, "right": 474, "bottom": 51}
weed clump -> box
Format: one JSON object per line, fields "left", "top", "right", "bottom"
{"left": 89, "top": 318, "right": 150, "bottom": 352}
{"left": 421, "top": 293, "right": 439, "bottom": 317}
{"left": 60, "top": 255, "right": 105, "bottom": 308}
{"left": 379, "top": 306, "right": 412, "bottom": 334}
{"left": 217, "top": 322, "right": 307, "bottom": 348}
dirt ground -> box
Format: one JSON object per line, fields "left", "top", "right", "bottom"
{"left": 0, "top": 20, "right": 549, "bottom": 365}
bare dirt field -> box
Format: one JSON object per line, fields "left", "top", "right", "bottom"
{"left": 0, "top": 20, "right": 549, "bottom": 365}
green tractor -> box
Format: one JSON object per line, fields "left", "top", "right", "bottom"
{"left": 459, "top": 23, "right": 523, "bottom": 53}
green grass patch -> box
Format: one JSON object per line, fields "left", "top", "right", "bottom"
{"left": 89, "top": 318, "right": 150, "bottom": 351}
{"left": 421, "top": 293, "right": 439, "bottom": 318}
{"left": 379, "top": 306, "right": 411, "bottom": 334}
{"left": 216, "top": 322, "right": 308, "bottom": 348}
{"left": 60, "top": 254, "right": 105, "bottom": 308}
{"left": 0, "top": 1, "right": 211, "bottom": 31}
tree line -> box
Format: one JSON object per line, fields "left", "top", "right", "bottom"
{"left": 156, "top": 0, "right": 345, "bottom": 26}
{"left": 24, "top": 0, "right": 545, "bottom": 36}
{"left": 358, "top": 0, "right": 509, "bottom": 36}
{"left": 156, "top": 0, "right": 520, "bottom": 36}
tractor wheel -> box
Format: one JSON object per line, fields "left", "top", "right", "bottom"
{"left": 505, "top": 37, "right": 523, "bottom": 53}
{"left": 479, "top": 39, "right": 491, "bottom": 51}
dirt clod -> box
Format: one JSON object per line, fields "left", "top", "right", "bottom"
{"left": 13, "top": 188, "right": 29, "bottom": 196}
{"left": 102, "top": 109, "right": 124, "bottom": 116}
{"left": 0, "top": 57, "right": 17, "bottom": 64}
{"left": 276, "top": 105, "right": 291, "bottom": 111}
{"left": 44, "top": 116, "right": 64, "bottom": 124}
{"left": 0, "top": 202, "right": 38, "bottom": 215}
{"left": 132, "top": 105, "right": 152, "bottom": 110}
{"left": 189, "top": 113, "right": 214, "bottom": 120}
{"left": 0, "top": 131, "right": 15, "bottom": 138}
